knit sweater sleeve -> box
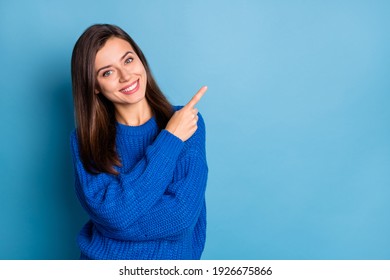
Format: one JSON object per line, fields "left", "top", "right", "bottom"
{"left": 132, "top": 147, "right": 207, "bottom": 241}
{"left": 71, "top": 114, "right": 208, "bottom": 242}
{"left": 71, "top": 128, "right": 185, "bottom": 240}
{"left": 113, "top": 115, "right": 208, "bottom": 241}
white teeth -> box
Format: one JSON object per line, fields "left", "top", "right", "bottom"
{"left": 122, "top": 81, "right": 138, "bottom": 92}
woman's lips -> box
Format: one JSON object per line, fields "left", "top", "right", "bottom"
{"left": 120, "top": 80, "right": 139, "bottom": 95}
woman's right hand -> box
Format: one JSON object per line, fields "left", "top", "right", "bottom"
{"left": 165, "top": 86, "right": 207, "bottom": 142}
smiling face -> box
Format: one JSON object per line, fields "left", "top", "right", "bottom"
{"left": 94, "top": 37, "right": 148, "bottom": 110}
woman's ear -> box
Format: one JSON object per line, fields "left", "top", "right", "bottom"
{"left": 94, "top": 82, "right": 101, "bottom": 94}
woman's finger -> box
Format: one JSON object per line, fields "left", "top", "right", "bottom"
{"left": 185, "top": 86, "right": 207, "bottom": 109}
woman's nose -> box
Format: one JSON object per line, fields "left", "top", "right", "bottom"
{"left": 118, "top": 68, "right": 131, "bottom": 82}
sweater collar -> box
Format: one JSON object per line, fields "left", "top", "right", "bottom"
{"left": 116, "top": 116, "right": 158, "bottom": 136}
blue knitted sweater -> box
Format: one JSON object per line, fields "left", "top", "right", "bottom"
{"left": 70, "top": 110, "right": 208, "bottom": 260}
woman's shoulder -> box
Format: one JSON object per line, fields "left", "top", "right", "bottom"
{"left": 70, "top": 129, "right": 78, "bottom": 144}
{"left": 172, "top": 105, "right": 183, "bottom": 111}
{"left": 69, "top": 129, "right": 80, "bottom": 155}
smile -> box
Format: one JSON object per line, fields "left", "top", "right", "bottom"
{"left": 120, "top": 80, "right": 139, "bottom": 94}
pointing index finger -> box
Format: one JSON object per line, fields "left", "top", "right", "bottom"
{"left": 186, "top": 86, "right": 207, "bottom": 109}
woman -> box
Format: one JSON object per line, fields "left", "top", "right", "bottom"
{"left": 70, "top": 24, "right": 208, "bottom": 260}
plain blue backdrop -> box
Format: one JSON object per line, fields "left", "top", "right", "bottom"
{"left": 1, "top": 0, "right": 389, "bottom": 259}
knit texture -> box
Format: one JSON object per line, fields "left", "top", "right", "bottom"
{"left": 70, "top": 108, "right": 208, "bottom": 260}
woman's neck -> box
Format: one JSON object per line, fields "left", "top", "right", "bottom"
{"left": 115, "top": 99, "right": 153, "bottom": 126}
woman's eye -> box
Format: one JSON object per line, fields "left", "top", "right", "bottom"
{"left": 103, "top": 70, "right": 113, "bottom": 77}
{"left": 125, "top": 57, "right": 133, "bottom": 64}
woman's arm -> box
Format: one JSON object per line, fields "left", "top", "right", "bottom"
{"left": 71, "top": 87, "right": 208, "bottom": 241}
{"left": 126, "top": 147, "right": 207, "bottom": 241}
{"left": 71, "top": 128, "right": 184, "bottom": 236}
{"left": 96, "top": 114, "right": 208, "bottom": 241}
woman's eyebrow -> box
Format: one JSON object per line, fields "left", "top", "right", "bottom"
{"left": 96, "top": 51, "right": 134, "bottom": 75}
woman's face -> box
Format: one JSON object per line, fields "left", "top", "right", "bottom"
{"left": 94, "top": 37, "right": 147, "bottom": 108}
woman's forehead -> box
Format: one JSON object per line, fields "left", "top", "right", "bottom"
{"left": 95, "top": 37, "right": 135, "bottom": 65}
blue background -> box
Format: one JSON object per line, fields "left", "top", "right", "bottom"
{"left": 1, "top": 0, "right": 389, "bottom": 259}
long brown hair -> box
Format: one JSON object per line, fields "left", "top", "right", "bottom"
{"left": 71, "top": 24, "right": 173, "bottom": 175}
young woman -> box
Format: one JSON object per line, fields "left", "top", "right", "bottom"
{"left": 70, "top": 24, "right": 208, "bottom": 260}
